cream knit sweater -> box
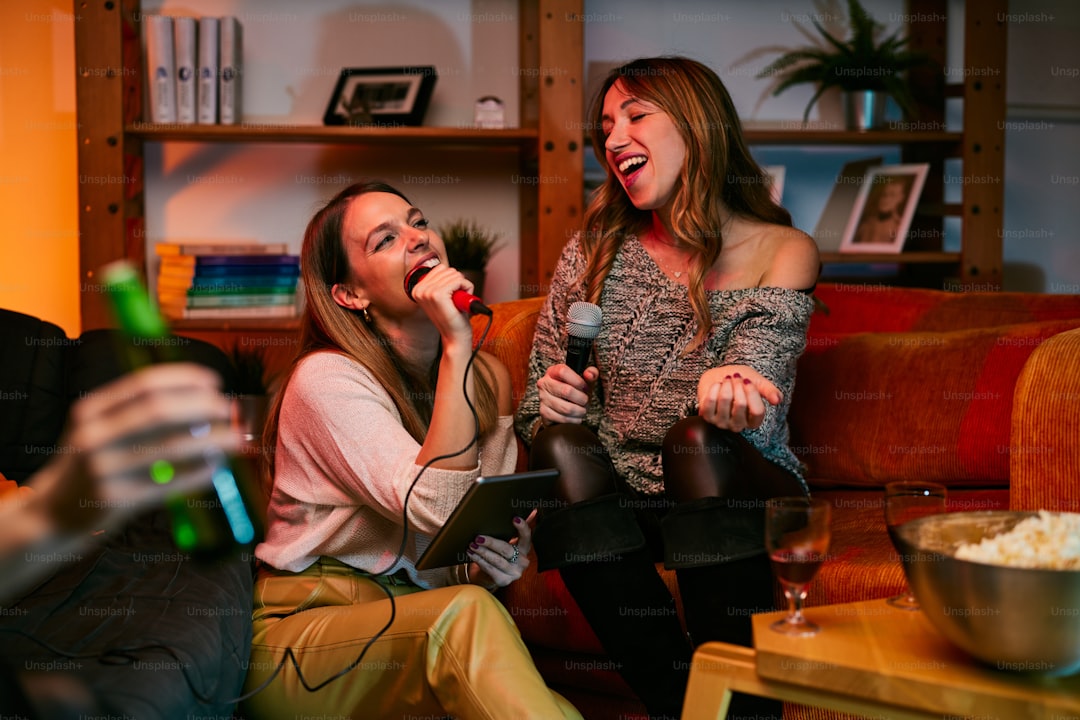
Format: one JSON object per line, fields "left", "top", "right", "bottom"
{"left": 256, "top": 351, "right": 516, "bottom": 588}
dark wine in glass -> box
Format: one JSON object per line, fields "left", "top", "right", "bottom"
{"left": 770, "top": 549, "right": 826, "bottom": 586}
{"left": 765, "top": 497, "right": 831, "bottom": 636}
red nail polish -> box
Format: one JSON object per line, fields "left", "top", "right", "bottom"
{"left": 475, "top": 536, "right": 485, "bottom": 544}
{"left": 513, "top": 516, "right": 523, "bottom": 525}
{"left": 743, "top": 378, "right": 751, "bottom": 385}
{"left": 723, "top": 375, "right": 731, "bottom": 381}
{"left": 469, "top": 543, "right": 479, "bottom": 550}
{"left": 733, "top": 373, "right": 742, "bottom": 379}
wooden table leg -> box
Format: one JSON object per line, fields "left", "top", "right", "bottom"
{"left": 681, "top": 644, "right": 751, "bottom": 720}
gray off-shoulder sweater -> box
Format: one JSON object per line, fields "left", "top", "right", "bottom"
{"left": 514, "top": 233, "right": 814, "bottom": 496}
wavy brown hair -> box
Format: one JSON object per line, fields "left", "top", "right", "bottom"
{"left": 261, "top": 181, "right": 499, "bottom": 484}
{"left": 582, "top": 56, "right": 792, "bottom": 349}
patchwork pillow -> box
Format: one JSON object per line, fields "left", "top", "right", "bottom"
{"left": 789, "top": 319, "right": 1080, "bottom": 488}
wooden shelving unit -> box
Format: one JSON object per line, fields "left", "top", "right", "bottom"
{"left": 125, "top": 124, "right": 540, "bottom": 146}
{"left": 73, "top": 0, "right": 583, "bottom": 333}
{"left": 743, "top": 129, "right": 962, "bottom": 145}
{"left": 819, "top": 251, "right": 961, "bottom": 265}
{"left": 743, "top": 0, "right": 1006, "bottom": 288}
{"left": 74, "top": 0, "right": 1006, "bottom": 338}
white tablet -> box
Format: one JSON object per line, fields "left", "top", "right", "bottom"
{"left": 414, "top": 469, "right": 560, "bottom": 570}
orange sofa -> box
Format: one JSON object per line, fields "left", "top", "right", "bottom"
{"left": 473, "top": 283, "right": 1080, "bottom": 719}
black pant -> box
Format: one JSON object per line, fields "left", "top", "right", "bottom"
{"left": 530, "top": 418, "right": 805, "bottom": 720}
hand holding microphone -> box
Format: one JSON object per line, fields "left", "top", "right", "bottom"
{"left": 404, "top": 262, "right": 491, "bottom": 316}
{"left": 537, "top": 301, "right": 602, "bottom": 426}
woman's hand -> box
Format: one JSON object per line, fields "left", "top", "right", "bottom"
{"left": 536, "top": 364, "right": 599, "bottom": 426}
{"left": 465, "top": 510, "right": 537, "bottom": 589}
{"left": 697, "top": 365, "right": 780, "bottom": 433}
{"left": 408, "top": 263, "right": 476, "bottom": 354}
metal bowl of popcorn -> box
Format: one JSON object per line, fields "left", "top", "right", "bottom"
{"left": 894, "top": 510, "right": 1080, "bottom": 676}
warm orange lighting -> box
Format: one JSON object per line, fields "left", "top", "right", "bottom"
{"left": 0, "top": 1, "right": 80, "bottom": 336}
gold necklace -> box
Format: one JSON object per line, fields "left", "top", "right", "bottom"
{"left": 640, "top": 232, "right": 691, "bottom": 280}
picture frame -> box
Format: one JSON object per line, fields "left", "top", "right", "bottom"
{"left": 840, "top": 163, "right": 930, "bottom": 253}
{"left": 812, "top": 156, "right": 884, "bottom": 252}
{"left": 323, "top": 67, "right": 437, "bottom": 127}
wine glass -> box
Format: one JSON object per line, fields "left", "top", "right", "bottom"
{"left": 765, "top": 497, "right": 831, "bottom": 636}
{"left": 884, "top": 481, "right": 947, "bottom": 610}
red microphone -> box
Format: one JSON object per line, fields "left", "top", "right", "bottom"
{"left": 404, "top": 265, "right": 492, "bottom": 316}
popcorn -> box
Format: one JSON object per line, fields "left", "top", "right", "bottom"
{"left": 954, "top": 511, "right": 1080, "bottom": 570}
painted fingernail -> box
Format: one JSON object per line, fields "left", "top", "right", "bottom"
{"left": 743, "top": 378, "right": 751, "bottom": 385}
{"left": 733, "top": 373, "right": 742, "bottom": 379}
{"left": 469, "top": 543, "right": 479, "bottom": 550}
{"left": 723, "top": 375, "right": 731, "bottom": 381}
{"left": 513, "top": 516, "right": 523, "bottom": 525}
{"left": 475, "top": 536, "right": 485, "bottom": 544}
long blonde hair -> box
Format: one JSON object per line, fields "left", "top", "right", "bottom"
{"left": 262, "top": 182, "right": 499, "bottom": 483}
{"left": 582, "top": 56, "right": 792, "bottom": 350}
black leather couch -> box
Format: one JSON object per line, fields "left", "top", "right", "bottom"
{"left": 0, "top": 308, "right": 254, "bottom": 719}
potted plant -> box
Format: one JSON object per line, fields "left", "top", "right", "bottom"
{"left": 229, "top": 342, "right": 271, "bottom": 442}
{"left": 752, "top": 0, "right": 934, "bottom": 129}
{"left": 436, "top": 218, "right": 504, "bottom": 298}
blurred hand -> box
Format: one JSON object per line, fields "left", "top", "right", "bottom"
{"left": 40, "top": 363, "right": 239, "bottom": 533}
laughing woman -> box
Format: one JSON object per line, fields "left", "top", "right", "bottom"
{"left": 242, "top": 182, "right": 579, "bottom": 719}
{"left": 515, "top": 57, "right": 820, "bottom": 720}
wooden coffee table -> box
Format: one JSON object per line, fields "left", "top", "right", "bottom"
{"left": 682, "top": 599, "right": 1080, "bottom": 719}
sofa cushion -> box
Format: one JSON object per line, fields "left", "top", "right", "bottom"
{"left": 70, "top": 329, "right": 238, "bottom": 402}
{"left": 790, "top": 319, "right": 1080, "bottom": 488}
{"left": 807, "top": 488, "right": 1008, "bottom": 607}
{"left": 0, "top": 309, "right": 71, "bottom": 483}
{"left": 810, "top": 285, "right": 1080, "bottom": 335}
{"left": 474, "top": 296, "right": 544, "bottom": 405}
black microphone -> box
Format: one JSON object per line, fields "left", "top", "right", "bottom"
{"left": 565, "top": 301, "right": 602, "bottom": 376}
{"left": 404, "top": 265, "right": 491, "bottom": 316}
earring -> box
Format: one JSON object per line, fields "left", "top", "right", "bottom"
{"left": 361, "top": 306, "right": 372, "bottom": 323}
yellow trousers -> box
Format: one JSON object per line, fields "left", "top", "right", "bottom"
{"left": 241, "top": 558, "right": 581, "bottom": 720}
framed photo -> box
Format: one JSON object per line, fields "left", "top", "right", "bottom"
{"left": 840, "top": 164, "right": 930, "bottom": 253}
{"left": 812, "top": 156, "right": 884, "bottom": 252}
{"left": 323, "top": 67, "right": 437, "bottom": 127}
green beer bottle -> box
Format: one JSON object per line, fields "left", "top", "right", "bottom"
{"left": 100, "top": 260, "right": 260, "bottom": 558}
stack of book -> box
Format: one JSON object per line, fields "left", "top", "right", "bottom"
{"left": 156, "top": 242, "right": 300, "bottom": 320}
{"left": 143, "top": 15, "right": 242, "bottom": 124}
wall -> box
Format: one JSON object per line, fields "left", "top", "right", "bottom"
{"left": 140, "top": 0, "right": 526, "bottom": 304}
{"left": 3, "top": 0, "right": 1077, "bottom": 322}
{"left": 1000, "top": 0, "right": 1080, "bottom": 293}
{"left": 0, "top": 1, "right": 79, "bottom": 335}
